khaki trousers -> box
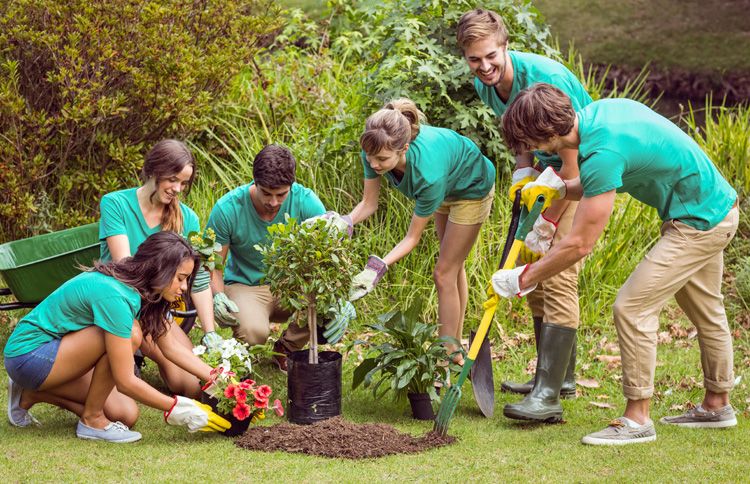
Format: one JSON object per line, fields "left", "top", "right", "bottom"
{"left": 526, "top": 201, "right": 582, "bottom": 328}
{"left": 224, "top": 283, "right": 309, "bottom": 351}
{"left": 614, "top": 207, "right": 739, "bottom": 400}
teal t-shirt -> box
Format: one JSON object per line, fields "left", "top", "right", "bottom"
{"left": 577, "top": 99, "right": 737, "bottom": 230}
{"left": 362, "top": 125, "right": 496, "bottom": 218}
{"left": 4, "top": 272, "right": 140, "bottom": 358}
{"left": 99, "top": 187, "right": 200, "bottom": 261}
{"left": 474, "top": 51, "right": 593, "bottom": 170}
{"left": 207, "top": 182, "right": 326, "bottom": 286}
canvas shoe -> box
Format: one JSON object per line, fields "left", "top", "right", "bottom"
{"left": 76, "top": 420, "right": 142, "bottom": 443}
{"left": 660, "top": 404, "right": 737, "bottom": 429}
{"left": 581, "top": 417, "right": 656, "bottom": 446}
{"left": 7, "top": 377, "right": 41, "bottom": 428}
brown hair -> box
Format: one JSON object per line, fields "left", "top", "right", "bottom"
{"left": 359, "top": 98, "right": 426, "bottom": 155}
{"left": 94, "top": 231, "right": 200, "bottom": 340}
{"left": 502, "top": 83, "right": 576, "bottom": 155}
{"left": 141, "top": 139, "right": 196, "bottom": 233}
{"left": 252, "top": 144, "right": 296, "bottom": 188}
{"left": 456, "top": 8, "right": 509, "bottom": 51}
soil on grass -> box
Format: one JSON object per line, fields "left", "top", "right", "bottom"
{"left": 235, "top": 416, "right": 456, "bottom": 459}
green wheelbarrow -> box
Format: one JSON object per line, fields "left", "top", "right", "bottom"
{"left": 0, "top": 223, "right": 197, "bottom": 332}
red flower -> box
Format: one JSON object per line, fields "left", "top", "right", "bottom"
{"left": 254, "top": 397, "right": 269, "bottom": 409}
{"left": 272, "top": 399, "right": 284, "bottom": 417}
{"left": 235, "top": 389, "right": 248, "bottom": 403}
{"left": 224, "top": 384, "right": 237, "bottom": 399}
{"left": 233, "top": 402, "right": 251, "bottom": 421}
{"left": 239, "top": 379, "right": 255, "bottom": 390}
{"left": 254, "top": 385, "right": 272, "bottom": 400}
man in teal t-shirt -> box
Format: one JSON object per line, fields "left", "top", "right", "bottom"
{"left": 207, "top": 145, "right": 326, "bottom": 371}
{"left": 456, "top": 8, "right": 594, "bottom": 420}
{"left": 494, "top": 83, "right": 739, "bottom": 445}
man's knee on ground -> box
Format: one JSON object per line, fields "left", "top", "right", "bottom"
{"left": 234, "top": 321, "right": 270, "bottom": 346}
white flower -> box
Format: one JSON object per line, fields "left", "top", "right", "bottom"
{"left": 192, "top": 345, "right": 206, "bottom": 356}
{"left": 221, "top": 359, "right": 231, "bottom": 371}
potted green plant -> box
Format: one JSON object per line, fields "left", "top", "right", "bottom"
{"left": 352, "top": 299, "right": 463, "bottom": 420}
{"left": 256, "top": 216, "right": 357, "bottom": 424}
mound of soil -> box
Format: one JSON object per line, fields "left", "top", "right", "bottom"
{"left": 235, "top": 416, "right": 455, "bottom": 459}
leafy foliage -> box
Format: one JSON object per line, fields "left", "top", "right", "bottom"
{"left": 352, "top": 299, "right": 462, "bottom": 401}
{"left": 327, "top": 0, "right": 555, "bottom": 175}
{"left": 0, "top": 0, "right": 283, "bottom": 241}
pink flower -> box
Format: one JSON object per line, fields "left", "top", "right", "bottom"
{"left": 224, "top": 384, "right": 238, "bottom": 399}
{"left": 254, "top": 385, "right": 272, "bottom": 400}
{"left": 272, "top": 399, "right": 284, "bottom": 417}
{"left": 233, "top": 402, "right": 251, "bottom": 421}
{"left": 235, "top": 389, "right": 247, "bottom": 403}
{"left": 239, "top": 379, "right": 255, "bottom": 390}
{"left": 254, "top": 397, "right": 269, "bottom": 409}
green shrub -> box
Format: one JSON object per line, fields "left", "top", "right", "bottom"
{"left": 0, "top": 0, "right": 282, "bottom": 241}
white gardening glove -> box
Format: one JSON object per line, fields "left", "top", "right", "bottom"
{"left": 164, "top": 396, "right": 231, "bottom": 433}
{"left": 213, "top": 292, "right": 239, "bottom": 327}
{"left": 507, "top": 166, "right": 541, "bottom": 202}
{"left": 521, "top": 166, "right": 566, "bottom": 212}
{"left": 349, "top": 255, "right": 388, "bottom": 301}
{"left": 519, "top": 214, "right": 558, "bottom": 263}
{"left": 491, "top": 264, "right": 537, "bottom": 298}
{"left": 303, "top": 211, "right": 354, "bottom": 237}
{"left": 201, "top": 331, "right": 223, "bottom": 352}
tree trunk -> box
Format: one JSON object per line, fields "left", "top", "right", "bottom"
{"left": 308, "top": 295, "right": 318, "bottom": 364}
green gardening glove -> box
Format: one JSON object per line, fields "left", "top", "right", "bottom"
{"left": 192, "top": 266, "right": 211, "bottom": 293}
{"left": 201, "top": 331, "right": 223, "bottom": 352}
{"left": 323, "top": 300, "right": 356, "bottom": 344}
{"left": 213, "top": 292, "right": 239, "bottom": 327}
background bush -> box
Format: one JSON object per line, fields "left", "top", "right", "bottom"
{"left": 0, "top": 0, "right": 282, "bottom": 240}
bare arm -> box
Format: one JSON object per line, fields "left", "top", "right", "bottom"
{"left": 190, "top": 289, "right": 216, "bottom": 333}
{"left": 515, "top": 152, "right": 534, "bottom": 169}
{"left": 348, "top": 178, "right": 381, "bottom": 225}
{"left": 156, "top": 322, "right": 213, "bottom": 382}
{"left": 520, "top": 190, "right": 615, "bottom": 288}
{"left": 106, "top": 330, "right": 175, "bottom": 411}
{"left": 209, "top": 244, "right": 230, "bottom": 294}
{"left": 564, "top": 176, "right": 584, "bottom": 201}
{"left": 105, "top": 235, "right": 131, "bottom": 262}
{"left": 382, "top": 214, "right": 431, "bottom": 266}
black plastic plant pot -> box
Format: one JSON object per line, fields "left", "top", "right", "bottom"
{"left": 287, "top": 350, "right": 342, "bottom": 425}
{"left": 407, "top": 392, "right": 435, "bottom": 420}
{"left": 200, "top": 377, "right": 253, "bottom": 438}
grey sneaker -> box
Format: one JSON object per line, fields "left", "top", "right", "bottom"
{"left": 660, "top": 405, "right": 737, "bottom": 429}
{"left": 7, "top": 377, "right": 41, "bottom": 428}
{"left": 76, "top": 420, "right": 142, "bottom": 443}
{"left": 581, "top": 418, "right": 657, "bottom": 446}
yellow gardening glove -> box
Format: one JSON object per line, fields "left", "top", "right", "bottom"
{"left": 521, "top": 167, "right": 566, "bottom": 212}
{"left": 164, "top": 396, "right": 231, "bottom": 433}
{"left": 507, "top": 167, "right": 541, "bottom": 202}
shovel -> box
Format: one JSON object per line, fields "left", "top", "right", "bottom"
{"left": 469, "top": 190, "right": 523, "bottom": 417}
{"left": 435, "top": 192, "right": 544, "bottom": 436}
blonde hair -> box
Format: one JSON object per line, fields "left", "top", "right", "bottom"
{"left": 359, "top": 98, "right": 426, "bottom": 155}
{"left": 456, "top": 8, "right": 509, "bottom": 51}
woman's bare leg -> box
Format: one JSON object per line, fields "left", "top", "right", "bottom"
{"left": 140, "top": 329, "right": 200, "bottom": 398}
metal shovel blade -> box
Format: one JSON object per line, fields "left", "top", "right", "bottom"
{"left": 469, "top": 329, "right": 495, "bottom": 417}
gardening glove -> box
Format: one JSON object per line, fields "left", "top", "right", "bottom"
{"left": 213, "top": 292, "right": 239, "bottom": 327}
{"left": 507, "top": 166, "right": 541, "bottom": 202}
{"left": 521, "top": 166, "right": 566, "bottom": 212}
{"left": 191, "top": 266, "right": 211, "bottom": 293}
{"left": 349, "top": 255, "right": 388, "bottom": 301}
{"left": 303, "top": 211, "right": 354, "bottom": 237}
{"left": 201, "top": 331, "right": 223, "bottom": 352}
{"left": 164, "top": 395, "right": 231, "bottom": 433}
{"left": 323, "top": 300, "right": 356, "bottom": 344}
{"left": 491, "top": 264, "right": 537, "bottom": 298}
{"left": 518, "top": 214, "right": 558, "bottom": 264}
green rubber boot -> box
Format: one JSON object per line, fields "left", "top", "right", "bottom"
{"left": 500, "top": 317, "right": 542, "bottom": 394}
{"left": 503, "top": 323, "right": 576, "bottom": 423}
{"left": 560, "top": 332, "right": 577, "bottom": 399}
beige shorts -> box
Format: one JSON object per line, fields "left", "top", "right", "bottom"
{"left": 434, "top": 185, "right": 494, "bottom": 225}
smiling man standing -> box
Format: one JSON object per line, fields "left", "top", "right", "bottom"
{"left": 456, "top": 9, "right": 593, "bottom": 423}
{"left": 206, "top": 144, "right": 327, "bottom": 371}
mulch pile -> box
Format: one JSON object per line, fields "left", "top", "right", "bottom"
{"left": 235, "top": 416, "right": 456, "bottom": 459}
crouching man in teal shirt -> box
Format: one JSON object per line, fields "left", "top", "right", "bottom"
{"left": 493, "top": 83, "right": 739, "bottom": 445}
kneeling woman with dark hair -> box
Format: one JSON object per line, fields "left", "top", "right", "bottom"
{"left": 3, "top": 232, "right": 230, "bottom": 442}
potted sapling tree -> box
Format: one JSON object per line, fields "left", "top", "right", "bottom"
{"left": 256, "top": 215, "right": 357, "bottom": 424}
{"left": 352, "top": 299, "right": 463, "bottom": 420}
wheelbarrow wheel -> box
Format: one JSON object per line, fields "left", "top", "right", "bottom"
{"left": 172, "top": 297, "right": 197, "bottom": 335}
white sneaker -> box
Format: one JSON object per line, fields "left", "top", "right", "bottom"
{"left": 582, "top": 417, "right": 656, "bottom": 446}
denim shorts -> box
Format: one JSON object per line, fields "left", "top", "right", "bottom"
{"left": 4, "top": 338, "right": 61, "bottom": 390}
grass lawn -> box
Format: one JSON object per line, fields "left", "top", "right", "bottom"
{"left": 1, "top": 321, "right": 748, "bottom": 481}
{"left": 534, "top": 0, "right": 750, "bottom": 73}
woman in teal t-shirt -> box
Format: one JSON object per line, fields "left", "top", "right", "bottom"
{"left": 348, "top": 98, "right": 496, "bottom": 364}
{"left": 4, "top": 232, "right": 229, "bottom": 442}
{"left": 99, "top": 139, "right": 217, "bottom": 398}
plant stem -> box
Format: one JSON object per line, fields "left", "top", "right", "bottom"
{"left": 308, "top": 294, "right": 318, "bottom": 364}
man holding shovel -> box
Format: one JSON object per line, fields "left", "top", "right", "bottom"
{"left": 494, "top": 83, "right": 738, "bottom": 444}
{"left": 456, "top": 8, "right": 593, "bottom": 421}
